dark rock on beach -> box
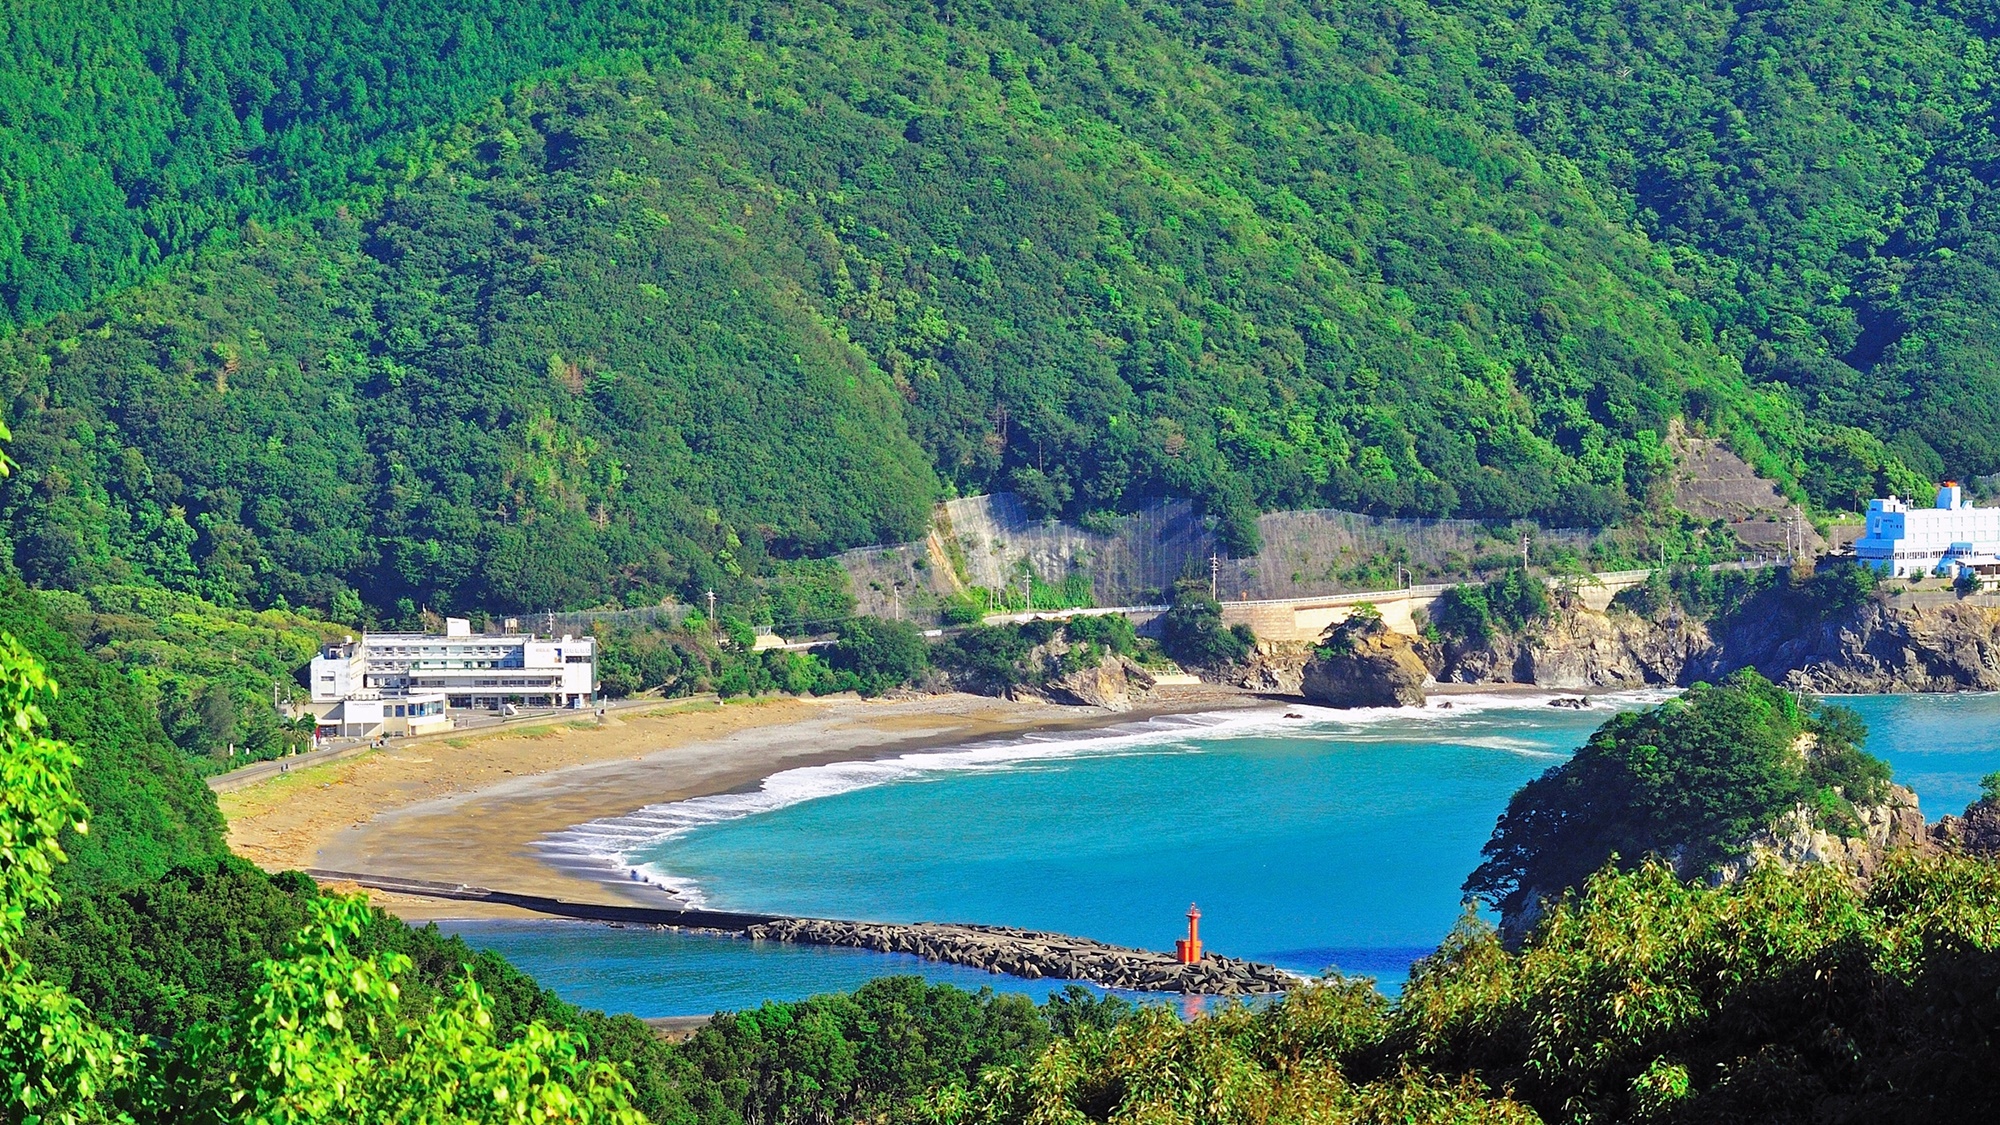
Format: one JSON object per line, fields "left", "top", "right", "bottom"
{"left": 1300, "top": 614, "right": 1435, "bottom": 708}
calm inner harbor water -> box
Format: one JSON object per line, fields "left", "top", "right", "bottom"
{"left": 444, "top": 691, "right": 2000, "bottom": 1018}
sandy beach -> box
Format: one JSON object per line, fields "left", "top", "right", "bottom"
{"left": 220, "top": 687, "right": 1272, "bottom": 920}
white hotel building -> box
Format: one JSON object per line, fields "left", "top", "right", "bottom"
{"left": 1854, "top": 483, "right": 2000, "bottom": 579}
{"left": 309, "top": 617, "right": 597, "bottom": 739}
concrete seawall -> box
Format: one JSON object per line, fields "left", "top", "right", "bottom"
{"left": 308, "top": 869, "right": 1295, "bottom": 996}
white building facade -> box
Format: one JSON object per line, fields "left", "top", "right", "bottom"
{"left": 1854, "top": 484, "right": 2000, "bottom": 578}
{"left": 309, "top": 617, "right": 597, "bottom": 739}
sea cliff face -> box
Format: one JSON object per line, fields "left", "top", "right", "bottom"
{"left": 1697, "top": 598, "right": 2000, "bottom": 693}
{"left": 1230, "top": 591, "right": 2000, "bottom": 710}
{"left": 1439, "top": 608, "right": 1697, "bottom": 690}
{"left": 1439, "top": 594, "right": 2000, "bottom": 696}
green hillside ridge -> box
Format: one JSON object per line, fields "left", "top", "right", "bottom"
{"left": 0, "top": 0, "right": 700, "bottom": 329}
{"left": 1304, "top": 0, "right": 2000, "bottom": 487}
{"left": 0, "top": 0, "right": 1944, "bottom": 618}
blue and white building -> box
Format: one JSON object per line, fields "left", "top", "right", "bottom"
{"left": 1854, "top": 483, "right": 2000, "bottom": 579}
{"left": 308, "top": 617, "right": 597, "bottom": 739}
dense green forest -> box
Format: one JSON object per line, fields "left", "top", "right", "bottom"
{"left": 0, "top": 575, "right": 225, "bottom": 892}
{"left": 5, "top": 0, "right": 1970, "bottom": 616}
{"left": 0, "top": 0, "right": 697, "bottom": 328}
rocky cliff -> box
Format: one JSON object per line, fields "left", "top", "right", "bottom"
{"left": 1441, "top": 608, "right": 1699, "bottom": 690}
{"left": 1696, "top": 597, "right": 2000, "bottom": 693}
{"left": 1299, "top": 616, "right": 1436, "bottom": 707}
{"left": 1710, "top": 783, "right": 1932, "bottom": 886}
{"left": 1435, "top": 593, "right": 2000, "bottom": 695}
{"left": 1931, "top": 796, "right": 2000, "bottom": 858}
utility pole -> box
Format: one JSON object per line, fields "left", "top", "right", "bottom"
{"left": 1209, "top": 553, "right": 1220, "bottom": 600}
{"left": 706, "top": 590, "right": 717, "bottom": 628}
{"left": 1020, "top": 573, "right": 1032, "bottom": 611}
{"left": 1520, "top": 533, "right": 1531, "bottom": 571}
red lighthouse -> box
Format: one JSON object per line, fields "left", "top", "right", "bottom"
{"left": 1174, "top": 903, "right": 1204, "bottom": 964}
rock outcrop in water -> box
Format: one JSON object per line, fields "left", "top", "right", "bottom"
{"left": 742, "top": 918, "right": 1295, "bottom": 995}
{"left": 1300, "top": 615, "right": 1435, "bottom": 708}
{"left": 1931, "top": 792, "right": 2000, "bottom": 858}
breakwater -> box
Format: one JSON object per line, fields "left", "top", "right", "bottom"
{"left": 307, "top": 869, "right": 1293, "bottom": 995}
{"left": 745, "top": 918, "right": 1293, "bottom": 995}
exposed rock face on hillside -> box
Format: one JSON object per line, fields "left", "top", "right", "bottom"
{"left": 1038, "top": 655, "right": 1155, "bottom": 711}
{"left": 1227, "top": 642, "right": 1311, "bottom": 695}
{"left": 1711, "top": 783, "right": 1932, "bottom": 886}
{"left": 1300, "top": 616, "right": 1436, "bottom": 708}
{"left": 1442, "top": 608, "right": 1699, "bottom": 690}
{"left": 1695, "top": 598, "right": 2000, "bottom": 693}
{"left": 1436, "top": 595, "right": 2000, "bottom": 695}
{"left": 1670, "top": 420, "right": 1826, "bottom": 556}
{"left": 1931, "top": 797, "right": 2000, "bottom": 858}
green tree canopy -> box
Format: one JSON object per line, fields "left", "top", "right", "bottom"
{"left": 1466, "top": 671, "right": 1889, "bottom": 921}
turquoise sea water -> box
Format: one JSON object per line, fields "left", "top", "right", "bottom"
{"left": 446, "top": 691, "right": 2000, "bottom": 1018}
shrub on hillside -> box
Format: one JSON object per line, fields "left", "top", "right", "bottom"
{"left": 1430, "top": 569, "right": 1548, "bottom": 646}
{"left": 1160, "top": 581, "right": 1253, "bottom": 667}
{"left": 830, "top": 617, "right": 929, "bottom": 696}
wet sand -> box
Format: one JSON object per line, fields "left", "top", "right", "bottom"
{"left": 220, "top": 687, "right": 1272, "bottom": 920}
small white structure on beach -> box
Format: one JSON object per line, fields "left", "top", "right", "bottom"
{"left": 308, "top": 617, "right": 597, "bottom": 740}
{"left": 1854, "top": 483, "right": 2000, "bottom": 579}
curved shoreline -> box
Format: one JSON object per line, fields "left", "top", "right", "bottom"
{"left": 221, "top": 683, "right": 1654, "bottom": 925}
{"left": 536, "top": 685, "right": 1667, "bottom": 913}
{"left": 221, "top": 687, "right": 1287, "bottom": 920}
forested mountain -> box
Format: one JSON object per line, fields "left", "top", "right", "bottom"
{"left": 1, "top": 0, "right": 1989, "bottom": 614}
{"left": 1307, "top": 0, "right": 2000, "bottom": 490}
{"left": 0, "top": 0, "right": 692, "bottom": 327}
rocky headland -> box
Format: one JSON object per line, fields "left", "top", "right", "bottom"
{"left": 1236, "top": 588, "right": 2000, "bottom": 707}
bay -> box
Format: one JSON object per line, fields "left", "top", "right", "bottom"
{"left": 447, "top": 691, "right": 2000, "bottom": 1018}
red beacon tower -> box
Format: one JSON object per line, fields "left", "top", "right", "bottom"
{"left": 1174, "top": 903, "right": 1204, "bottom": 964}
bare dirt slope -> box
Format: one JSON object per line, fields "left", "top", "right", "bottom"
{"left": 1670, "top": 422, "right": 1823, "bottom": 554}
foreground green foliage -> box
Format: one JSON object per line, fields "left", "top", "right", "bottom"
{"left": 1396, "top": 858, "right": 2000, "bottom": 1124}
{"left": 1466, "top": 672, "right": 1888, "bottom": 922}
{"left": 0, "top": 626, "right": 647, "bottom": 1124}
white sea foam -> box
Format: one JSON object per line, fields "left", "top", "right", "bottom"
{"left": 535, "top": 688, "right": 1678, "bottom": 905}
